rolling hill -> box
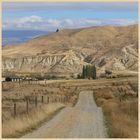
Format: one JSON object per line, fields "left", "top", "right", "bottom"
{"left": 2, "top": 25, "right": 138, "bottom": 77}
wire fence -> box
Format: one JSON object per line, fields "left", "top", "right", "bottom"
{"left": 2, "top": 85, "right": 78, "bottom": 120}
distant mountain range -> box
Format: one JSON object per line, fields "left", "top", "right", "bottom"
{"left": 2, "top": 25, "right": 138, "bottom": 77}
{"left": 2, "top": 30, "right": 49, "bottom": 46}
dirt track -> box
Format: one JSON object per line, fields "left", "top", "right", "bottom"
{"left": 22, "top": 91, "right": 107, "bottom": 138}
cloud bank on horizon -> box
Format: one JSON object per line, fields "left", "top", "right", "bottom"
{"left": 2, "top": 2, "right": 138, "bottom": 31}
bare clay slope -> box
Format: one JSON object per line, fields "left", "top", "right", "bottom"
{"left": 22, "top": 91, "right": 107, "bottom": 138}
{"left": 2, "top": 25, "right": 138, "bottom": 75}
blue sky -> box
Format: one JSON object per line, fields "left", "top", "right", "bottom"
{"left": 2, "top": 2, "right": 138, "bottom": 31}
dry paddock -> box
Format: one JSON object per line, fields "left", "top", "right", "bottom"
{"left": 2, "top": 76, "right": 138, "bottom": 138}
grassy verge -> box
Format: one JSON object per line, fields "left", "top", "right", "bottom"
{"left": 93, "top": 84, "right": 138, "bottom": 138}
{"left": 2, "top": 103, "right": 65, "bottom": 138}
{"left": 102, "top": 100, "right": 138, "bottom": 138}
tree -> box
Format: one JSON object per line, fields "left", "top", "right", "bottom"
{"left": 77, "top": 74, "right": 81, "bottom": 79}
{"left": 89, "top": 65, "right": 93, "bottom": 78}
{"left": 92, "top": 65, "right": 96, "bottom": 79}
{"left": 86, "top": 65, "right": 90, "bottom": 79}
{"left": 82, "top": 65, "right": 86, "bottom": 78}
{"left": 81, "top": 65, "right": 96, "bottom": 79}
{"left": 5, "top": 77, "right": 12, "bottom": 82}
{"left": 105, "top": 70, "right": 112, "bottom": 75}
{"left": 56, "top": 28, "right": 59, "bottom": 32}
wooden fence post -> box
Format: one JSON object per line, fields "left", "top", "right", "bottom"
{"left": 41, "top": 96, "right": 44, "bottom": 103}
{"left": 65, "top": 96, "right": 66, "bottom": 102}
{"left": 60, "top": 95, "right": 63, "bottom": 103}
{"left": 35, "top": 96, "right": 38, "bottom": 107}
{"left": 136, "top": 92, "right": 138, "bottom": 97}
{"left": 14, "top": 102, "right": 17, "bottom": 118}
{"left": 48, "top": 97, "right": 49, "bottom": 103}
{"left": 26, "top": 99, "right": 29, "bottom": 114}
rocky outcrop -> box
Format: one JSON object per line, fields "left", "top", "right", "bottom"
{"left": 2, "top": 51, "right": 87, "bottom": 75}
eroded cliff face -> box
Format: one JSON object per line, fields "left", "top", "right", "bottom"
{"left": 2, "top": 51, "right": 87, "bottom": 75}
{"left": 90, "top": 45, "right": 138, "bottom": 72}
{"left": 2, "top": 44, "right": 138, "bottom": 75}
{"left": 2, "top": 25, "right": 138, "bottom": 76}
{"left": 3, "top": 55, "right": 64, "bottom": 71}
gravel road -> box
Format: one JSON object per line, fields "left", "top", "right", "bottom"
{"left": 22, "top": 91, "right": 108, "bottom": 138}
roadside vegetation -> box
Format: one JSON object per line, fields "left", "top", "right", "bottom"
{"left": 2, "top": 81, "right": 79, "bottom": 138}
{"left": 94, "top": 81, "right": 138, "bottom": 138}
{"left": 2, "top": 75, "right": 138, "bottom": 138}
{"left": 2, "top": 103, "right": 65, "bottom": 138}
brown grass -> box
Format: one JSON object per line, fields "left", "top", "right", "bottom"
{"left": 2, "top": 81, "right": 79, "bottom": 122}
{"left": 2, "top": 103, "right": 65, "bottom": 138}
{"left": 94, "top": 83, "right": 138, "bottom": 138}
{"left": 103, "top": 100, "right": 138, "bottom": 138}
{"left": 2, "top": 78, "right": 138, "bottom": 138}
{"left": 2, "top": 82, "right": 16, "bottom": 91}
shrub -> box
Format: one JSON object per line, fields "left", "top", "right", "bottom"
{"left": 105, "top": 70, "right": 112, "bottom": 75}
{"left": 5, "top": 77, "right": 12, "bottom": 82}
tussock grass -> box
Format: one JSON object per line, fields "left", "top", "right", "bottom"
{"left": 103, "top": 100, "right": 138, "bottom": 138}
{"left": 2, "top": 103, "right": 65, "bottom": 138}
{"left": 94, "top": 84, "right": 138, "bottom": 138}
{"left": 2, "top": 82, "right": 16, "bottom": 91}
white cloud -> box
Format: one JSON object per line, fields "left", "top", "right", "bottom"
{"left": 47, "top": 19, "right": 60, "bottom": 27}
{"left": 3, "top": 16, "right": 44, "bottom": 30}
{"left": 104, "top": 19, "right": 137, "bottom": 26}
{"left": 18, "top": 16, "right": 43, "bottom": 23}
{"left": 60, "top": 19, "right": 102, "bottom": 29}
{"left": 63, "top": 19, "right": 74, "bottom": 26}
{"left": 2, "top": 16, "right": 137, "bottom": 31}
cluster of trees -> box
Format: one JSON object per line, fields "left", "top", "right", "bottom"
{"left": 77, "top": 65, "right": 96, "bottom": 79}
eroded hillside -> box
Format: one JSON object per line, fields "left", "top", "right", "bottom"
{"left": 2, "top": 25, "right": 138, "bottom": 76}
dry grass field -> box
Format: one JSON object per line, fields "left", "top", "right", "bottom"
{"left": 2, "top": 76, "right": 138, "bottom": 138}
{"left": 2, "top": 80, "right": 79, "bottom": 138}
{"left": 2, "top": 103, "right": 65, "bottom": 138}
{"left": 94, "top": 80, "right": 138, "bottom": 138}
